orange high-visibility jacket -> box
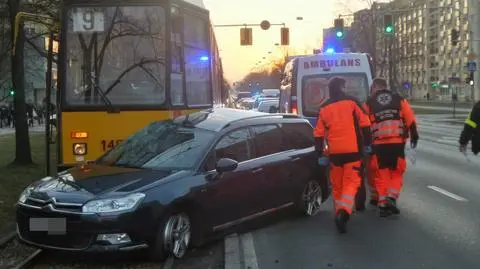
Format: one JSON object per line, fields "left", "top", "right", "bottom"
{"left": 365, "top": 90, "right": 417, "bottom": 145}
{"left": 314, "top": 97, "right": 371, "bottom": 160}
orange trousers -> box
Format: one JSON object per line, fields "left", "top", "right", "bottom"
{"left": 330, "top": 160, "right": 362, "bottom": 215}
{"left": 370, "top": 155, "right": 406, "bottom": 206}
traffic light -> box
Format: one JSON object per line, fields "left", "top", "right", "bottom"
{"left": 334, "top": 18, "right": 344, "bottom": 39}
{"left": 240, "top": 28, "right": 252, "bottom": 46}
{"left": 384, "top": 14, "right": 394, "bottom": 34}
{"left": 280, "top": 27, "right": 289, "bottom": 45}
{"left": 451, "top": 29, "right": 459, "bottom": 46}
{"left": 8, "top": 88, "right": 14, "bottom": 96}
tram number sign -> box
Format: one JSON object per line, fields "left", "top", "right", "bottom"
{"left": 101, "top": 139, "right": 123, "bottom": 151}
{"left": 73, "top": 8, "right": 105, "bottom": 33}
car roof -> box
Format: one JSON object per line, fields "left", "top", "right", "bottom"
{"left": 175, "top": 108, "right": 305, "bottom": 132}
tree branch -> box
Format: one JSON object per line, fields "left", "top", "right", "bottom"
{"left": 103, "top": 58, "right": 165, "bottom": 96}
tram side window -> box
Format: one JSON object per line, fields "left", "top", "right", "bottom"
{"left": 184, "top": 15, "right": 211, "bottom": 107}
{"left": 171, "top": 20, "right": 185, "bottom": 106}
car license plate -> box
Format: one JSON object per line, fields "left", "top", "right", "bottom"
{"left": 29, "top": 218, "right": 66, "bottom": 235}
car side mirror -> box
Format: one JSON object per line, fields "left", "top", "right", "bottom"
{"left": 215, "top": 158, "right": 238, "bottom": 173}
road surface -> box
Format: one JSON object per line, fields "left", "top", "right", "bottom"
{"left": 234, "top": 114, "right": 480, "bottom": 269}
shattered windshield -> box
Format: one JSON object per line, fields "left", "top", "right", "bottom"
{"left": 96, "top": 120, "right": 215, "bottom": 170}
{"left": 65, "top": 5, "right": 166, "bottom": 107}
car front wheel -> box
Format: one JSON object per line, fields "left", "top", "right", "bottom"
{"left": 299, "top": 180, "right": 323, "bottom": 216}
{"left": 151, "top": 212, "right": 192, "bottom": 261}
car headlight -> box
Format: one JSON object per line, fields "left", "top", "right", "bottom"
{"left": 18, "top": 186, "right": 34, "bottom": 203}
{"left": 82, "top": 193, "right": 145, "bottom": 214}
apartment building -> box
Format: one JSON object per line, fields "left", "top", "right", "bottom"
{"left": 350, "top": 0, "right": 472, "bottom": 100}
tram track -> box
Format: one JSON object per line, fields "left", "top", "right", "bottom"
{"left": 0, "top": 231, "right": 43, "bottom": 269}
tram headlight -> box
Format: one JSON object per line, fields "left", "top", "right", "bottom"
{"left": 73, "top": 143, "right": 87, "bottom": 155}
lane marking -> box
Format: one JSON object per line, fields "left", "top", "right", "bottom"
{"left": 427, "top": 185, "right": 468, "bottom": 202}
{"left": 240, "top": 232, "right": 259, "bottom": 269}
{"left": 224, "top": 233, "right": 241, "bottom": 269}
{"left": 162, "top": 256, "right": 174, "bottom": 269}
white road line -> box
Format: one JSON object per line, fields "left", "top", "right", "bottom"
{"left": 240, "top": 232, "right": 259, "bottom": 269}
{"left": 427, "top": 185, "right": 468, "bottom": 202}
{"left": 224, "top": 234, "right": 241, "bottom": 269}
{"left": 162, "top": 256, "right": 174, "bottom": 269}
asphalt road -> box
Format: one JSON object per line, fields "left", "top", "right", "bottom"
{"left": 246, "top": 115, "right": 480, "bottom": 269}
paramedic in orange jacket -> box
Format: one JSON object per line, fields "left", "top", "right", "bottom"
{"left": 365, "top": 78, "right": 419, "bottom": 217}
{"left": 361, "top": 103, "right": 379, "bottom": 209}
{"left": 314, "top": 77, "right": 372, "bottom": 233}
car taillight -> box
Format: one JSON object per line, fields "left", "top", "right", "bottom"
{"left": 291, "top": 98, "right": 298, "bottom": 115}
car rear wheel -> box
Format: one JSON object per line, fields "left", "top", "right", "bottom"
{"left": 300, "top": 180, "right": 323, "bottom": 216}
{"left": 150, "top": 212, "right": 192, "bottom": 261}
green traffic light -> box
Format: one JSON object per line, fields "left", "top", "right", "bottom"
{"left": 385, "top": 26, "right": 393, "bottom": 33}
{"left": 9, "top": 90, "right": 14, "bottom": 96}
{"left": 336, "top": 31, "right": 343, "bottom": 38}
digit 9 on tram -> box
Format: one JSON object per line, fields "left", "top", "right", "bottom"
{"left": 56, "top": 0, "right": 225, "bottom": 170}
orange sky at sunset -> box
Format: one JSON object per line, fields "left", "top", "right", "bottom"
{"left": 202, "top": 0, "right": 368, "bottom": 83}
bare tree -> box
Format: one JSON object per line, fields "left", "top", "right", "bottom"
{"left": 7, "top": 0, "right": 32, "bottom": 165}
{"left": 4, "top": 0, "right": 60, "bottom": 165}
{"left": 68, "top": 7, "right": 166, "bottom": 106}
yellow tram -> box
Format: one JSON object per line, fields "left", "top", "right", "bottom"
{"left": 56, "top": 0, "right": 225, "bottom": 170}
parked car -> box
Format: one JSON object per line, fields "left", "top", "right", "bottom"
{"left": 16, "top": 108, "right": 330, "bottom": 261}
{"left": 254, "top": 99, "right": 280, "bottom": 113}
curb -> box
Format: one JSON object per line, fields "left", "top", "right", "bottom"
{"left": 224, "top": 233, "right": 259, "bottom": 269}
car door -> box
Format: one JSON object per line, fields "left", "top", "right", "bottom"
{"left": 200, "top": 127, "right": 267, "bottom": 232}
{"left": 279, "top": 121, "right": 327, "bottom": 202}
{"left": 250, "top": 124, "right": 295, "bottom": 210}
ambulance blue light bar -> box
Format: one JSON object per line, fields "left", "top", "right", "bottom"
{"left": 200, "top": 56, "right": 209, "bottom": 61}
{"left": 325, "top": 48, "right": 335, "bottom": 54}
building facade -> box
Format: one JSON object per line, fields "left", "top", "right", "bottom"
{"left": 350, "top": 0, "right": 473, "bottom": 101}
{"left": 322, "top": 27, "right": 354, "bottom": 53}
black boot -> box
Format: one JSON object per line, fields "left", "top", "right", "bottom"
{"left": 387, "top": 197, "right": 400, "bottom": 215}
{"left": 379, "top": 206, "right": 391, "bottom": 217}
{"left": 335, "top": 210, "right": 349, "bottom": 233}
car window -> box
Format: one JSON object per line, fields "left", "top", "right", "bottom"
{"left": 279, "top": 122, "right": 314, "bottom": 149}
{"left": 252, "top": 125, "right": 289, "bottom": 158}
{"left": 212, "top": 128, "right": 252, "bottom": 167}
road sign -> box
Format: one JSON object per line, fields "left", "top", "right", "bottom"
{"left": 468, "top": 61, "right": 477, "bottom": 72}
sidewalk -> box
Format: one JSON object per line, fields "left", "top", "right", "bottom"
{"left": 411, "top": 104, "right": 471, "bottom": 113}
{"left": 0, "top": 125, "right": 45, "bottom": 136}
{"left": 410, "top": 100, "right": 474, "bottom": 108}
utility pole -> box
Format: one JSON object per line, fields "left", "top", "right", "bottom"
{"left": 468, "top": 0, "right": 480, "bottom": 102}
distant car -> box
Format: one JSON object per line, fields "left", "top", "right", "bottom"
{"left": 254, "top": 99, "right": 280, "bottom": 113}
{"left": 16, "top": 108, "right": 329, "bottom": 261}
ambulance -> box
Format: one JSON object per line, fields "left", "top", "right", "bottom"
{"left": 279, "top": 53, "right": 374, "bottom": 126}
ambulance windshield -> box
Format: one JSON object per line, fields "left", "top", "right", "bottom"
{"left": 301, "top": 73, "right": 369, "bottom": 117}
